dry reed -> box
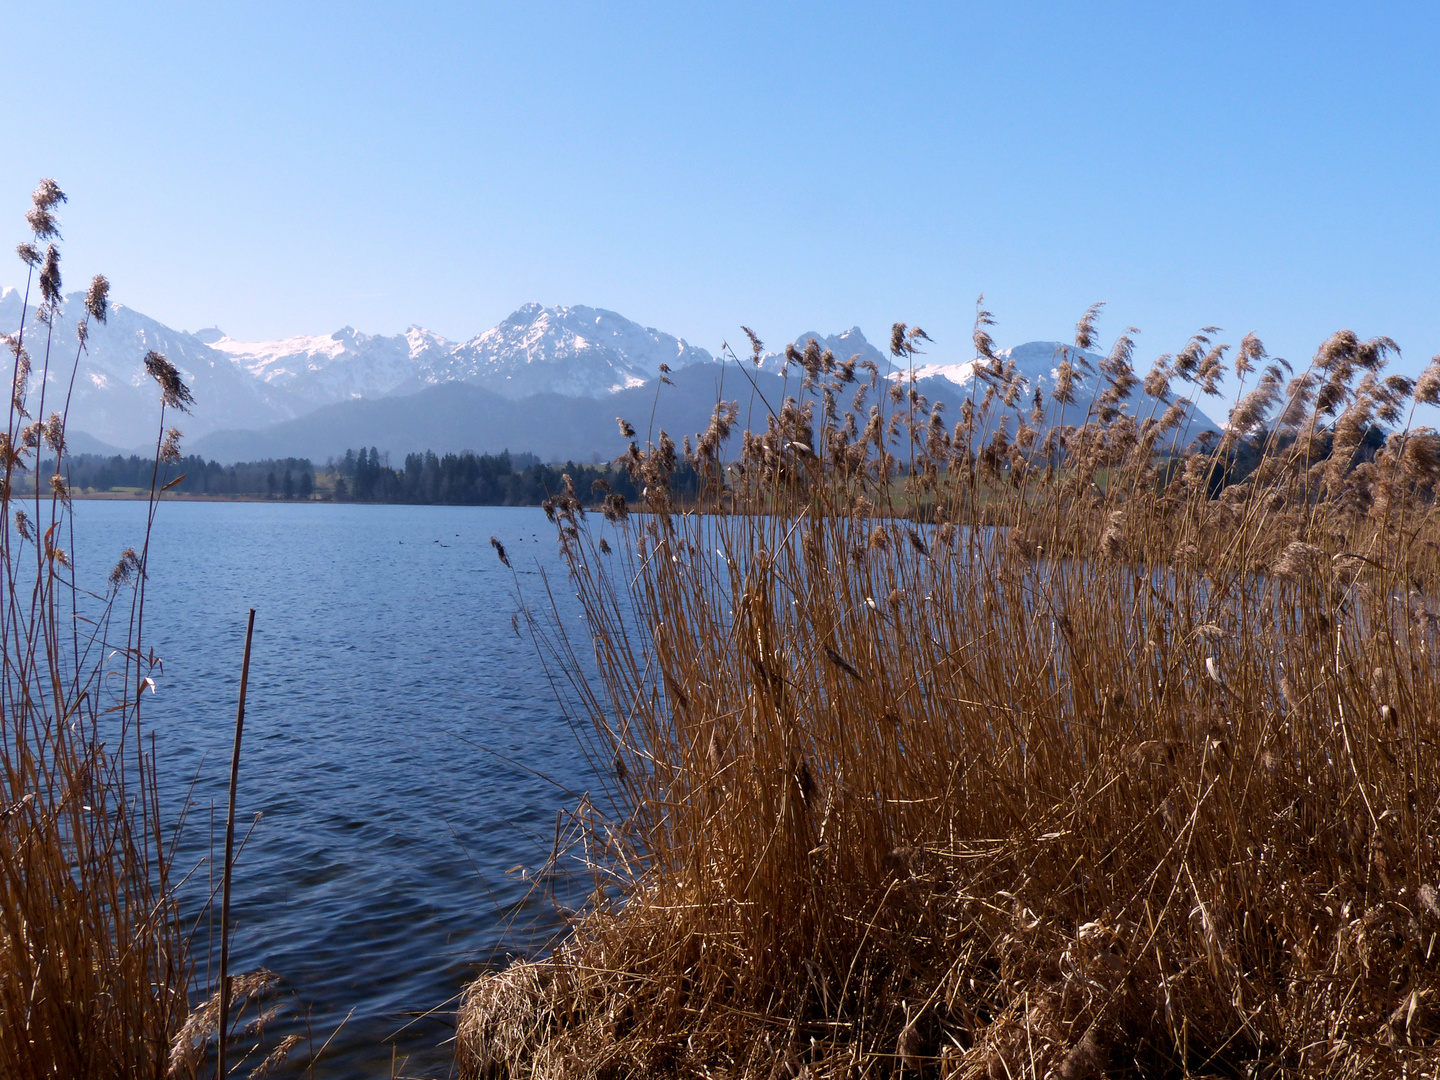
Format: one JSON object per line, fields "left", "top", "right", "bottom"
{"left": 0, "top": 182, "right": 297, "bottom": 1078}
{"left": 0, "top": 179, "right": 198, "bottom": 1077}
{"left": 459, "top": 310, "right": 1440, "bottom": 1078}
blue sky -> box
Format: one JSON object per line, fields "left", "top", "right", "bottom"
{"left": 2, "top": 2, "right": 1437, "bottom": 388}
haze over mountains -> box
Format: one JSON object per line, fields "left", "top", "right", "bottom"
{"left": 0, "top": 288, "right": 1218, "bottom": 464}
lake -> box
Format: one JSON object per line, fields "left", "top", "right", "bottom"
{"left": 71, "top": 500, "right": 600, "bottom": 1079}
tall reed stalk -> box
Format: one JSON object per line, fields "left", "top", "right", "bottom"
{"left": 0, "top": 181, "right": 198, "bottom": 1078}
{"left": 460, "top": 310, "right": 1440, "bottom": 1077}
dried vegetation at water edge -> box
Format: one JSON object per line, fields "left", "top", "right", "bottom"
{"left": 1, "top": 182, "right": 297, "bottom": 1079}
{"left": 460, "top": 309, "right": 1440, "bottom": 1078}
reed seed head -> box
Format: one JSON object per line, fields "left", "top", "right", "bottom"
{"left": 160, "top": 427, "right": 183, "bottom": 463}
{"left": 1415, "top": 356, "right": 1440, "bottom": 406}
{"left": 39, "top": 243, "right": 61, "bottom": 306}
{"left": 108, "top": 547, "right": 143, "bottom": 587}
{"left": 1236, "top": 332, "right": 1266, "bottom": 376}
{"left": 1074, "top": 301, "right": 1105, "bottom": 351}
{"left": 1052, "top": 359, "right": 1076, "bottom": 405}
{"left": 1272, "top": 541, "right": 1324, "bottom": 581}
{"left": 142, "top": 352, "right": 195, "bottom": 412}
{"left": 31, "top": 178, "right": 66, "bottom": 211}
{"left": 84, "top": 274, "right": 110, "bottom": 324}
{"left": 43, "top": 413, "right": 64, "bottom": 455}
{"left": 972, "top": 296, "right": 998, "bottom": 361}
{"left": 741, "top": 326, "right": 763, "bottom": 364}
{"left": 25, "top": 207, "right": 60, "bottom": 241}
{"left": 11, "top": 346, "right": 31, "bottom": 415}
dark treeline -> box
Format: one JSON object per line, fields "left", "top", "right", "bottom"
{"left": 39, "top": 425, "right": 1381, "bottom": 506}
{"left": 48, "top": 454, "right": 316, "bottom": 498}
{"left": 331, "top": 447, "right": 650, "bottom": 505}
{"left": 39, "top": 449, "right": 675, "bottom": 506}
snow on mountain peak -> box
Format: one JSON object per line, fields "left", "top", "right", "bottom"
{"left": 757, "top": 326, "right": 888, "bottom": 372}
{"left": 404, "top": 326, "right": 445, "bottom": 354}
{"left": 895, "top": 341, "right": 1089, "bottom": 389}
{"left": 443, "top": 303, "right": 713, "bottom": 398}
{"left": 0, "top": 288, "right": 302, "bottom": 449}
{"left": 173, "top": 302, "right": 716, "bottom": 406}
{"left": 17, "top": 286, "right": 1149, "bottom": 453}
{"left": 206, "top": 325, "right": 455, "bottom": 406}
{"left": 892, "top": 340, "right": 1220, "bottom": 437}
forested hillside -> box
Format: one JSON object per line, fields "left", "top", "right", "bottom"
{"left": 35, "top": 450, "right": 647, "bottom": 506}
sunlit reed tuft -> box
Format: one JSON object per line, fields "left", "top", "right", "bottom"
{"left": 460, "top": 297, "right": 1440, "bottom": 1080}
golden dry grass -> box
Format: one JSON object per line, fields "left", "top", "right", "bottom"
{"left": 1, "top": 181, "right": 302, "bottom": 1080}
{"left": 1, "top": 181, "right": 197, "bottom": 1079}
{"left": 459, "top": 313, "right": 1440, "bottom": 1078}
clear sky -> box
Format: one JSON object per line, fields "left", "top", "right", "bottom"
{"left": 3, "top": 1, "right": 1437, "bottom": 387}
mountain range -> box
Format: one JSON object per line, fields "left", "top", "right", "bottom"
{"left": 0, "top": 288, "right": 1218, "bottom": 464}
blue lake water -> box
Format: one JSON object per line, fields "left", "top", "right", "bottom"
{"left": 71, "top": 500, "right": 601, "bottom": 1078}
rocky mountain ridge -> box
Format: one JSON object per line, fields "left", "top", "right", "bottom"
{"left": 0, "top": 292, "right": 719, "bottom": 448}
{"left": 2, "top": 288, "right": 1220, "bottom": 463}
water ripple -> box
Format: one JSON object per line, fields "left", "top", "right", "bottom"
{"left": 72, "top": 501, "right": 597, "bottom": 1079}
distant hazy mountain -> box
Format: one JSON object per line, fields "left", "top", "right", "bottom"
{"left": 905, "top": 340, "right": 1093, "bottom": 392}
{"left": 2, "top": 288, "right": 1217, "bottom": 464}
{"left": 0, "top": 287, "right": 305, "bottom": 449}
{"left": 190, "top": 363, "right": 786, "bottom": 464}
{"left": 202, "top": 303, "right": 713, "bottom": 407}
{"left": 441, "top": 303, "right": 713, "bottom": 398}
{"left": 758, "top": 327, "right": 890, "bottom": 373}
{"left": 190, "top": 342, "right": 1220, "bottom": 465}
{"left": 204, "top": 324, "right": 453, "bottom": 408}
{"left": 0, "top": 294, "right": 717, "bottom": 450}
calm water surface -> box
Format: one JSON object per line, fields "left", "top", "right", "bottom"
{"left": 72, "top": 501, "right": 601, "bottom": 1078}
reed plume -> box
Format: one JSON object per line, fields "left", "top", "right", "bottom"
{"left": 460, "top": 299, "right": 1440, "bottom": 1079}
{"left": 0, "top": 182, "right": 195, "bottom": 1078}
{"left": 0, "top": 181, "right": 300, "bottom": 1080}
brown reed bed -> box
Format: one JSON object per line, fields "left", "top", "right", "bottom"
{"left": 0, "top": 182, "right": 298, "bottom": 1078}
{"left": 0, "top": 178, "right": 194, "bottom": 1078}
{"left": 459, "top": 310, "right": 1440, "bottom": 1077}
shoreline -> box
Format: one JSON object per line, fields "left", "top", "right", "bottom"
{"left": 61, "top": 491, "right": 555, "bottom": 506}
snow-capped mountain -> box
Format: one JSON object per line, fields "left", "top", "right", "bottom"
{"left": 0, "top": 295, "right": 721, "bottom": 448}
{"left": 442, "top": 303, "right": 712, "bottom": 398}
{"left": 205, "top": 325, "right": 453, "bottom": 407}
{"left": 901, "top": 340, "right": 1221, "bottom": 437}
{"left": 3, "top": 287, "right": 1216, "bottom": 461}
{"left": 0, "top": 287, "right": 305, "bottom": 449}
{"left": 904, "top": 341, "right": 1089, "bottom": 391}
{"left": 757, "top": 327, "right": 889, "bottom": 373}
{"left": 200, "top": 303, "right": 713, "bottom": 408}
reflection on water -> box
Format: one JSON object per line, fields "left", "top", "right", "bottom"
{"left": 72, "top": 501, "right": 598, "bottom": 1079}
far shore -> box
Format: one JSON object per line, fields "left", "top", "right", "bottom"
{"left": 63, "top": 491, "right": 333, "bottom": 503}
{"left": 60, "top": 490, "right": 561, "bottom": 507}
